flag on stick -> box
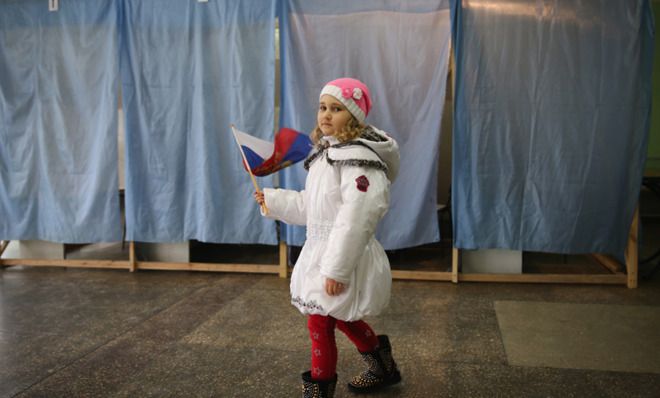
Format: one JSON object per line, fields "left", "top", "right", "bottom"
{"left": 231, "top": 125, "right": 312, "bottom": 215}
{"left": 231, "top": 126, "right": 313, "bottom": 176}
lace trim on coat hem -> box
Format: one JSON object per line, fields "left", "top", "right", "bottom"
{"left": 292, "top": 296, "right": 325, "bottom": 312}
{"left": 307, "top": 220, "right": 334, "bottom": 241}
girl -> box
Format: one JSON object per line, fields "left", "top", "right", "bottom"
{"left": 255, "top": 78, "right": 401, "bottom": 397}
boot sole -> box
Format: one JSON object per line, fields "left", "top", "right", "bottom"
{"left": 347, "top": 371, "right": 402, "bottom": 394}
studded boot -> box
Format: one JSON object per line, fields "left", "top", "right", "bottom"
{"left": 302, "top": 371, "right": 337, "bottom": 398}
{"left": 348, "top": 335, "right": 401, "bottom": 393}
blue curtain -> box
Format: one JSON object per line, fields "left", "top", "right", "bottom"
{"left": 0, "top": 0, "right": 122, "bottom": 243}
{"left": 279, "top": 0, "right": 452, "bottom": 249}
{"left": 451, "top": 0, "right": 655, "bottom": 257}
{"left": 120, "top": 0, "right": 278, "bottom": 244}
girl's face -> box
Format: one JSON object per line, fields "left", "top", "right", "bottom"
{"left": 318, "top": 94, "right": 352, "bottom": 136}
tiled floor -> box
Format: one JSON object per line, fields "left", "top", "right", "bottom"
{"left": 1, "top": 257, "right": 659, "bottom": 397}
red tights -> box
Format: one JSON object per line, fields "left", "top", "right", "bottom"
{"left": 307, "top": 314, "right": 379, "bottom": 381}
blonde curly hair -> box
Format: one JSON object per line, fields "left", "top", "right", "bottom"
{"left": 310, "top": 116, "right": 365, "bottom": 147}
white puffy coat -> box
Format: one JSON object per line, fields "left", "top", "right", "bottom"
{"left": 263, "top": 126, "right": 399, "bottom": 321}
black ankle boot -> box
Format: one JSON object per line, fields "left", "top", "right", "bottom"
{"left": 302, "top": 371, "right": 337, "bottom": 398}
{"left": 348, "top": 335, "right": 401, "bottom": 393}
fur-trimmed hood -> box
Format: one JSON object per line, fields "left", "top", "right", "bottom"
{"left": 304, "top": 126, "right": 400, "bottom": 182}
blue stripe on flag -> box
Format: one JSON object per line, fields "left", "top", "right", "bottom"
{"left": 242, "top": 146, "right": 265, "bottom": 169}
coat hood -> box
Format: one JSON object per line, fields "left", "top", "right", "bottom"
{"left": 354, "top": 126, "right": 400, "bottom": 182}
{"left": 305, "top": 126, "right": 401, "bottom": 182}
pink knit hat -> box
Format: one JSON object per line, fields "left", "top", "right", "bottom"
{"left": 319, "top": 78, "right": 372, "bottom": 124}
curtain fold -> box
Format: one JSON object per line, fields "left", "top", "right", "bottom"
{"left": 0, "top": 0, "right": 122, "bottom": 243}
{"left": 279, "top": 0, "right": 451, "bottom": 249}
{"left": 120, "top": 0, "right": 278, "bottom": 243}
{"left": 451, "top": 0, "right": 655, "bottom": 257}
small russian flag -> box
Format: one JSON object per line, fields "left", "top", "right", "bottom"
{"left": 231, "top": 126, "right": 313, "bottom": 177}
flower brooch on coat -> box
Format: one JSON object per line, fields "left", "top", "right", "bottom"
{"left": 355, "top": 175, "right": 370, "bottom": 192}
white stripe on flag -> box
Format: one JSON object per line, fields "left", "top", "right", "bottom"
{"left": 232, "top": 128, "right": 273, "bottom": 160}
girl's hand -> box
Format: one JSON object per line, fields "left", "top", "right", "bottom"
{"left": 254, "top": 191, "right": 265, "bottom": 206}
{"left": 325, "top": 278, "right": 345, "bottom": 296}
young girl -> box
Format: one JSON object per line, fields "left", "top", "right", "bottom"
{"left": 254, "top": 78, "right": 401, "bottom": 397}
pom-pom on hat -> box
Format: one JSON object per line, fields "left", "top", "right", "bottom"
{"left": 319, "top": 78, "right": 372, "bottom": 124}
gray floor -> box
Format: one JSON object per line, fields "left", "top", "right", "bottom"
{"left": 2, "top": 255, "right": 660, "bottom": 397}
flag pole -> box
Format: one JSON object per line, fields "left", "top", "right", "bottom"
{"left": 231, "top": 124, "right": 269, "bottom": 215}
